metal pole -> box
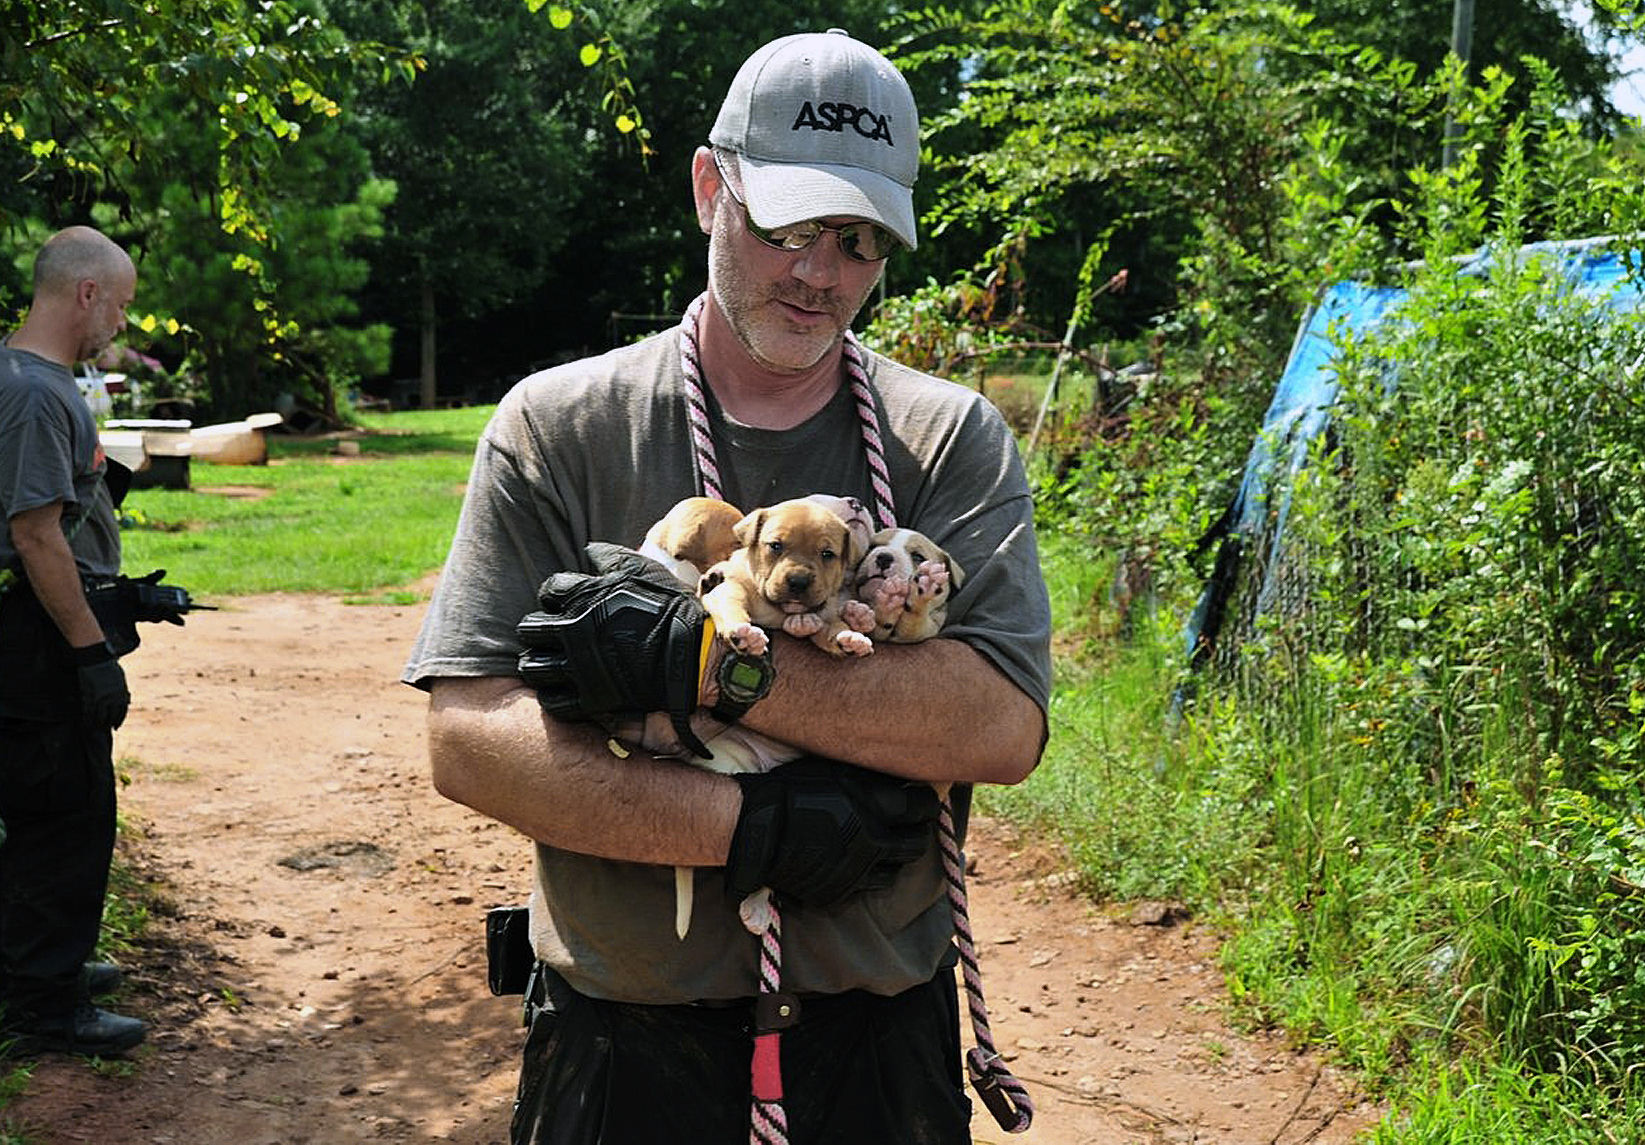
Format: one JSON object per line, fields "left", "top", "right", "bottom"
{"left": 1442, "top": 0, "right": 1476, "bottom": 169}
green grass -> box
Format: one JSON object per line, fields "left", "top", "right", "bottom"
{"left": 117, "top": 407, "right": 490, "bottom": 596}
{"left": 978, "top": 528, "right": 1260, "bottom": 906}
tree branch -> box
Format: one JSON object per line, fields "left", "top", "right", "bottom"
{"left": 28, "top": 19, "right": 123, "bottom": 50}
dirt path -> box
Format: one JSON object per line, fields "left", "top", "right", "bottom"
{"left": 5, "top": 593, "right": 1380, "bottom": 1144}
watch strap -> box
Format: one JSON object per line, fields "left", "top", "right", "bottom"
{"left": 710, "top": 694, "right": 755, "bottom": 723}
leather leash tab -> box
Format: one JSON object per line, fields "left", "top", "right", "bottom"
{"left": 754, "top": 991, "right": 801, "bottom": 1033}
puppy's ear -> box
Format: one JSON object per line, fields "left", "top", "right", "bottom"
{"left": 939, "top": 546, "right": 964, "bottom": 591}
{"left": 734, "top": 508, "right": 765, "bottom": 548}
{"left": 841, "top": 520, "right": 867, "bottom": 569}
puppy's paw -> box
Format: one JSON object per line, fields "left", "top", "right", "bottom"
{"left": 697, "top": 566, "right": 725, "bottom": 595}
{"left": 728, "top": 623, "right": 769, "bottom": 655}
{"left": 842, "top": 599, "right": 876, "bottom": 634}
{"left": 781, "top": 612, "right": 824, "bottom": 638}
{"left": 912, "top": 561, "right": 949, "bottom": 601}
{"left": 835, "top": 630, "right": 874, "bottom": 657}
{"left": 873, "top": 573, "right": 911, "bottom": 619}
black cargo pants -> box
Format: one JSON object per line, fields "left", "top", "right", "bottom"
{"left": 511, "top": 960, "right": 973, "bottom": 1145}
{"left": 0, "top": 589, "right": 119, "bottom": 1026}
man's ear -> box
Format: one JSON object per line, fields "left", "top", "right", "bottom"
{"left": 76, "top": 278, "right": 99, "bottom": 309}
{"left": 691, "top": 147, "right": 720, "bottom": 236}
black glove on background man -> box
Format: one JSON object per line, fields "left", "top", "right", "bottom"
{"left": 517, "top": 542, "right": 712, "bottom": 755}
{"left": 72, "top": 641, "right": 130, "bottom": 728}
{"left": 728, "top": 758, "right": 941, "bottom": 907}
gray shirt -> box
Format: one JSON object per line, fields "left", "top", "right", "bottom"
{"left": 0, "top": 346, "right": 121, "bottom": 579}
{"left": 405, "top": 326, "right": 1052, "bottom": 1002}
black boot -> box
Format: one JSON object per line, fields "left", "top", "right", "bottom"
{"left": 2, "top": 1003, "right": 146, "bottom": 1057}
{"left": 82, "top": 961, "right": 124, "bottom": 996}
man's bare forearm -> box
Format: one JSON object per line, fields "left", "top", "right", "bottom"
{"left": 11, "top": 503, "right": 104, "bottom": 648}
{"left": 427, "top": 676, "right": 741, "bottom": 865}
{"left": 740, "top": 636, "right": 1045, "bottom": 785}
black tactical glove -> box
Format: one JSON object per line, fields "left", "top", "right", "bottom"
{"left": 72, "top": 641, "right": 130, "bottom": 729}
{"left": 727, "top": 758, "right": 941, "bottom": 908}
{"left": 517, "top": 542, "right": 714, "bottom": 757}
{"left": 125, "top": 568, "right": 204, "bottom": 624}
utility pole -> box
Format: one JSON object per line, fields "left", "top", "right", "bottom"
{"left": 1442, "top": 0, "right": 1476, "bottom": 169}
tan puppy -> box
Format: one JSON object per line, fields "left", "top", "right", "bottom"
{"left": 637, "top": 496, "right": 744, "bottom": 588}
{"left": 701, "top": 498, "right": 874, "bottom": 658}
{"left": 853, "top": 527, "right": 965, "bottom": 643}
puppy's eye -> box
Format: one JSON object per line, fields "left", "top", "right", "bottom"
{"left": 820, "top": 548, "right": 837, "bottom": 562}
{"left": 766, "top": 540, "right": 784, "bottom": 555}
{"left": 911, "top": 549, "right": 929, "bottom": 563}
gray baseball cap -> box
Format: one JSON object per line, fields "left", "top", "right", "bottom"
{"left": 710, "top": 29, "right": 920, "bottom": 251}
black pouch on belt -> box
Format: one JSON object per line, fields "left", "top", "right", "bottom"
{"left": 486, "top": 905, "right": 535, "bottom": 996}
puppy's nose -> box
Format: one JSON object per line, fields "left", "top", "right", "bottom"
{"left": 785, "top": 571, "right": 813, "bottom": 594}
{"left": 874, "top": 552, "right": 893, "bottom": 571}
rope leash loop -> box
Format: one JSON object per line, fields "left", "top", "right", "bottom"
{"left": 939, "top": 795, "right": 1035, "bottom": 1133}
{"left": 966, "top": 1047, "right": 1035, "bottom": 1132}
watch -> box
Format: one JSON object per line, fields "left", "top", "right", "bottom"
{"left": 711, "top": 648, "right": 776, "bottom": 723}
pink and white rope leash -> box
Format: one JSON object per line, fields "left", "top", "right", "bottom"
{"left": 679, "top": 294, "right": 1034, "bottom": 1138}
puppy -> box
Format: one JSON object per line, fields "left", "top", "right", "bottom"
{"left": 700, "top": 497, "right": 874, "bottom": 658}
{"left": 637, "top": 496, "right": 743, "bottom": 587}
{"left": 853, "top": 527, "right": 965, "bottom": 644}
{"left": 636, "top": 500, "right": 957, "bottom": 941}
{"left": 804, "top": 493, "right": 874, "bottom": 564}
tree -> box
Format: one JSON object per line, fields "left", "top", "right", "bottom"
{"left": 121, "top": 99, "right": 396, "bottom": 419}
{"left": 330, "top": 0, "right": 592, "bottom": 407}
{"left": 2, "top": 0, "right": 415, "bottom": 414}
{"left": 0, "top": 1, "right": 413, "bottom": 238}
{"left": 885, "top": 0, "right": 1629, "bottom": 387}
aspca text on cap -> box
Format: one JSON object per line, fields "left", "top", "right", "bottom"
{"left": 790, "top": 101, "right": 895, "bottom": 145}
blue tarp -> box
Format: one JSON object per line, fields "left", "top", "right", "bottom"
{"left": 1182, "top": 239, "right": 1645, "bottom": 667}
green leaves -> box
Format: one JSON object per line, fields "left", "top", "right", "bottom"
{"left": 520, "top": 2, "right": 649, "bottom": 157}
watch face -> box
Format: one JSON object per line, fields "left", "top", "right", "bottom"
{"left": 727, "top": 659, "right": 766, "bottom": 692}
{"left": 720, "top": 652, "right": 774, "bottom": 702}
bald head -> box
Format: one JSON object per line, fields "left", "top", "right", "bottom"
{"left": 33, "top": 226, "right": 134, "bottom": 301}
{"left": 10, "top": 226, "right": 137, "bottom": 366}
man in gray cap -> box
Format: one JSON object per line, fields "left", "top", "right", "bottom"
{"left": 407, "top": 29, "right": 1050, "bottom": 1144}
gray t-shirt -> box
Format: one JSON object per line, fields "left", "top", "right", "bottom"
{"left": 405, "top": 326, "right": 1052, "bottom": 1003}
{"left": 0, "top": 346, "right": 121, "bottom": 579}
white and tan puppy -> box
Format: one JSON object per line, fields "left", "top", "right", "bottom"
{"left": 853, "top": 527, "right": 964, "bottom": 644}
{"left": 804, "top": 492, "right": 874, "bottom": 563}
{"left": 637, "top": 496, "right": 744, "bottom": 588}
{"left": 700, "top": 497, "right": 874, "bottom": 658}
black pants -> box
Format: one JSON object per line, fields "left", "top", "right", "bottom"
{"left": 0, "top": 717, "right": 117, "bottom": 1024}
{"left": 512, "top": 963, "right": 973, "bottom": 1145}
{"left": 0, "top": 587, "right": 119, "bottom": 1025}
